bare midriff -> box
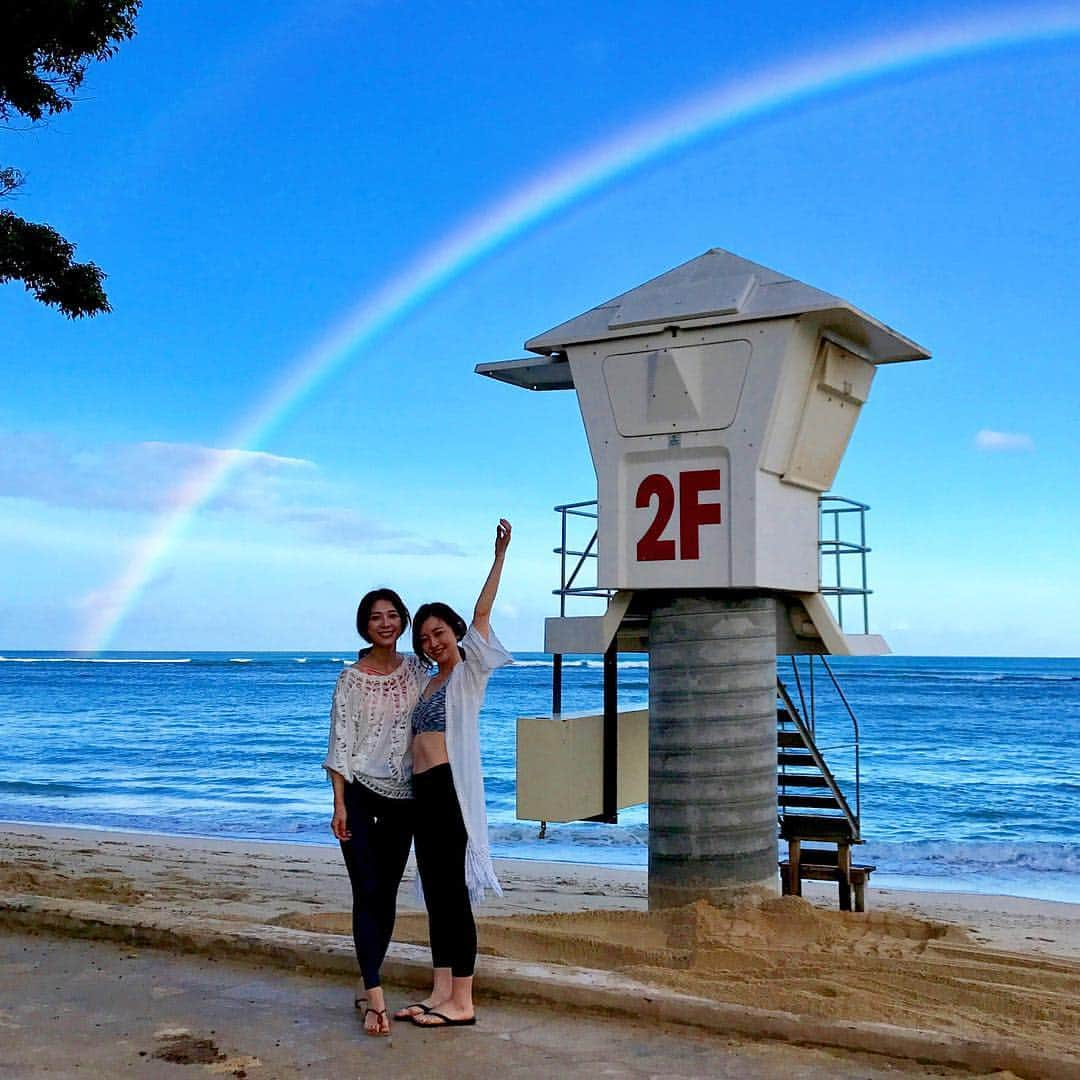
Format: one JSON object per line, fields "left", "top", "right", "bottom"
{"left": 411, "top": 732, "right": 449, "bottom": 775}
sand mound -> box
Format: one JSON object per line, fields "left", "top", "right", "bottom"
{"left": 280, "top": 897, "right": 1080, "bottom": 1055}
{"left": 473, "top": 899, "right": 1080, "bottom": 1049}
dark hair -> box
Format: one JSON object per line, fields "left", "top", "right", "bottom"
{"left": 355, "top": 588, "right": 410, "bottom": 644}
{"left": 412, "top": 602, "right": 467, "bottom": 664}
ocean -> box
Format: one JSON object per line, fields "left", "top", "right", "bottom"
{"left": 1, "top": 651, "right": 1078, "bottom": 903}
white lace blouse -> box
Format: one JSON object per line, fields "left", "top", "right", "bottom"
{"left": 323, "top": 655, "right": 428, "bottom": 799}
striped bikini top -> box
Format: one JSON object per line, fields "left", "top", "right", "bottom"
{"left": 411, "top": 681, "right": 447, "bottom": 735}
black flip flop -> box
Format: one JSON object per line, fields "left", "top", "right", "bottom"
{"left": 412, "top": 1009, "right": 476, "bottom": 1028}
{"left": 393, "top": 1002, "right": 432, "bottom": 1020}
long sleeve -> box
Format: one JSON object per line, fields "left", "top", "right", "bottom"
{"left": 446, "top": 623, "right": 513, "bottom": 901}
{"left": 322, "top": 672, "right": 352, "bottom": 780}
{"left": 460, "top": 623, "right": 513, "bottom": 684}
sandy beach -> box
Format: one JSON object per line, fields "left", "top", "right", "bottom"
{"left": 3, "top": 821, "right": 1080, "bottom": 1074}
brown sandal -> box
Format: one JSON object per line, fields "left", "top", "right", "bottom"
{"left": 363, "top": 1007, "right": 390, "bottom": 1037}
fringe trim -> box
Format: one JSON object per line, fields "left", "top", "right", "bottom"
{"left": 465, "top": 840, "right": 503, "bottom": 904}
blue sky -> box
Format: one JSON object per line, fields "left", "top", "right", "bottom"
{"left": 2, "top": 1, "right": 1078, "bottom": 655}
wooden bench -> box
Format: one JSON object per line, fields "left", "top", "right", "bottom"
{"left": 780, "top": 842, "right": 876, "bottom": 912}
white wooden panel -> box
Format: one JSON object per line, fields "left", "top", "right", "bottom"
{"left": 516, "top": 710, "right": 648, "bottom": 823}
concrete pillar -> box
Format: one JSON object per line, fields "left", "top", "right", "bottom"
{"left": 648, "top": 593, "right": 778, "bottom": 909}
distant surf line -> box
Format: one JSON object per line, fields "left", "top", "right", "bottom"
{"left": 79, "top": 7, "right": 1080, "bottom": 652}
{"left": 0, "top": 656, "right": 193, "bottom": 664}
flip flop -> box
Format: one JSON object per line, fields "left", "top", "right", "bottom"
{"left": 363, "top": 1007, "right": 391, "bottom": 1037}
{"left": 393, "top": 1002, "right": 432, "bottom": 1020}
{"left": 412, "top": 1009, "right": 476, "bottom": 1028}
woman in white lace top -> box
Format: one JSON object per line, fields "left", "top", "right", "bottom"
{"left": 323, "top": 587, "right": 427, "bottom": 1037}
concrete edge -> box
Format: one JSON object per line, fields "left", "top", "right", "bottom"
{"left": 2, "top": 894, "right": 1076, "bottom": 1080}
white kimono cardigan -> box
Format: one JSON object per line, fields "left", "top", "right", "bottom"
{"left": 444, "top": 622, "right": 513, "bottom": 902}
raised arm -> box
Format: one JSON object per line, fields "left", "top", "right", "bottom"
{"left": 472, "top": 519, "right": 511, "bottom": 641}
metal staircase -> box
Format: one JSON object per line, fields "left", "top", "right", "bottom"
{"left": 776, "top": 674, "right": 860, "bottom": 843}
{"left": 776, "top": 660, "right": 874, "bottom": 910}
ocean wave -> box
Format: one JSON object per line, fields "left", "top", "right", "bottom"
{"left": 872, "top": 670, "right": 1078, "bottom": 685}
{"left": 864, "top": 839, "right": 1080, "bottom": 877}
{"left": 229, "top": 658, "right": 253, "bottom": 663}
{"left": 489, "top": 820, "right": 648, "bottom": 848}
{"left": 0, "top": 779, "right": 85, "bottom": 795}
{"left": 997, "top": 674, "right": 1080, "bottom": 683}
{"left": 511, "top": 659, "right": 649, "bottom": 670}
{"left": 0, "top": 656, "right": 192, "bottom": 664}
{"left": 513, "top": 659, "right": 589, "bottom": 668}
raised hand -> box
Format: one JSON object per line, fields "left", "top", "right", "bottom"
{"left": 475, "top": 519, "right": 511, "bottom": 635}
{"left": 494, "top": 518, "right": 512, "bottom": 558}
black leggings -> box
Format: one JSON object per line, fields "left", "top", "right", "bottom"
{"left": 413, "top": 764, "right": 476, "bottom": 978}
{"left": 338, "top": 781, "right": 414, "bottom": 990}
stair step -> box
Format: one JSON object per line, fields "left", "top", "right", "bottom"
{"left": 778, "top": 794, "right": 843, "bottom": 810}
{"left": 777, "top": 751, "right": 817, "bottom": 767}
{"left": 780, "top": 815, "right": 856, "bottom": 841}
{"left": 783, "top": 847, "right": 868, "bottom": 867}
{"left": 777, "top": 731, "right": 807, "bottom": 749}
{"left": 776, "top": 773, "right": 833, "bottom": 789}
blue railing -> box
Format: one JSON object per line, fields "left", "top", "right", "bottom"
{"left": 818, "top": 496, "right": 871, "bottom": 634}
{"left": 553, "top": 495, "right": 875, "bottom": 631}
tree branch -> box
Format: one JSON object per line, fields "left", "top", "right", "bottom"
{"left": 0, "top": 209, "right": 110, "bottom": 317}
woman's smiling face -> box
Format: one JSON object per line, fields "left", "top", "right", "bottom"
{"left": 418, "top": 616, "right": 459, "bottom": 665}
{"left": 366, "top": 599, "right": 404, "bottom": 647}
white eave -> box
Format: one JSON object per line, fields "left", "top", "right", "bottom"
{"left": 475, "top": 353, "right": 573, "bottom": 391}
{"left": 523, "top": 248, "right": 930, "bottom": 365}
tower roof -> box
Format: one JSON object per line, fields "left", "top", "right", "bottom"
{"left": 524, "top": 248, "right": 929, "bottom": 364}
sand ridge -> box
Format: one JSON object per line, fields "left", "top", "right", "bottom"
{"left": 282, "top": 896, "right": 1080, "bottom": 1050}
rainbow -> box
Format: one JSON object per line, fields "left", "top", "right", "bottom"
{"left": 79, "top": 6, "right": 1080, "bottom": 651}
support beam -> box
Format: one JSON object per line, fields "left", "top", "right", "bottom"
{"left": 601, "top": 640, "right": 618, "bottom": 823}
{"left": 648, "top": 593, "right": 778, "bottom": 909}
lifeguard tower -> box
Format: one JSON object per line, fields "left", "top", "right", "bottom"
{"left": 477, "top": 249, "right": 928, "bottom": 910}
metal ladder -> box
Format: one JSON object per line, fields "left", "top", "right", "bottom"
{"left": 777, "top": 663, "right": 872, "bottom": 910}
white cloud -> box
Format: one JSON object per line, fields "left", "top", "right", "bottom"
{"left": 0, "top": 431, "right": 314, "bottom": 513}
{"left": 280, "top": 506, "right": 469, "bottom": 555}
{"left": 974, "top": 429, "right": 1034, "bottom": 452}
{"left": 0, "top": 430, "right": 470, "bottom": 561}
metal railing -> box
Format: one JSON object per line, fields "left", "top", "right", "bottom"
{"left": 777, "top": 665, "right": 859, "bottom": 833}
{"left": 818, "top": 495, "right": 871, "bottom": 634}
{"left": 552, "top": 499, "right": 611, "bottom": 616}
{"left": 553, "top": 495, "right": 875, "bottom": 632}
{"left": 786, "top": 654, "right": 861, "bottom": 826}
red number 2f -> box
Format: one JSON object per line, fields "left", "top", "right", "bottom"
{"left": 635, "top": 469, "right": 722, "bottom": 562}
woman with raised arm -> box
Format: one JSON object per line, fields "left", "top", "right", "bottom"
{"left": 394, "top": 519, "right": 513, "bottom": 1029}
{"left": 323, "top": 587, "right": 427, "bottom": 1038}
